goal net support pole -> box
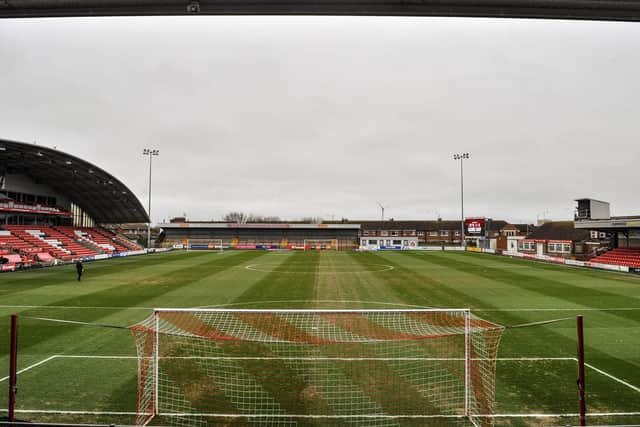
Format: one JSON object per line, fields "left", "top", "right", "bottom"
{"left": 577, "top": 315, "right": 586, "bottom": 426}
{"left": 8, "top": 313, "right": 18, "bottom": 423}
{"left": 131, "top": 308, "right": 504, "bottom": 427}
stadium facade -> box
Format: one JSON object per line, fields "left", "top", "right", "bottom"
{"left": 0, "top": 139, "right": 147, "bottom": 271}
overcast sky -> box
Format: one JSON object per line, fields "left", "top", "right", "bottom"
{"left": 1, "top": 16, "right": 639, "bottom": 224}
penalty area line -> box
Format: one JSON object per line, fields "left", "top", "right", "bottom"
{"left": 0, "top": 355, "right": 57, "bottom": 383}
{"left": 585, "top": 362, "right": 640, "bottom": 393}
{"left": 474, "top": 307, "right": 640, "bottom": 312}
{"left": 0, "top": 409, "right": 139, "bottom": 415}
{"left": 1, "top": 409, "right": 638, "bottom": 418}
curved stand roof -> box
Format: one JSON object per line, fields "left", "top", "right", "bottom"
{"left": 0, "top": 139, "right": 149, "bottom": 224}
{"left": 0, "top": 0, "right": 639, "bottom": 21}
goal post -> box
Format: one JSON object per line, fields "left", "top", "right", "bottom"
{"left": 131, "top": 308, "right": 504, "bottom": 426}
{"left": 185, "top": 239, "right": 224, "bottom": 251}
{"left": 303, "top": 239, "right": 339, "bottom": 251}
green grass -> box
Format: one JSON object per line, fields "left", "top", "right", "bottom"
{"left": 1, "top": 249, "right": 639, "bottom": 426}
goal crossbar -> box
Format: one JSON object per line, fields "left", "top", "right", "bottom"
{"left": 154, "top": 308, "right": 471, "bottom": 313}
{"left": 303, "top": 238, "right": 338, "bottom": 250}
{"left": 131, "top": 308, "right": 504, "bottom": 427}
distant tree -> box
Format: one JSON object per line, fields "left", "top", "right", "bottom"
{"left": 223, "top": 211, "right": 250, "bottom": 223}
{"left": 223, "top": 212, "right": 281, "bottom": 223}
{"left": 300, "top": 217, "right": 323, "bottom": 224}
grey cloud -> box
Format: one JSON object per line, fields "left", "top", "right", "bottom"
{"left": 1, "top": 17, "right": 638, "bottom": 223}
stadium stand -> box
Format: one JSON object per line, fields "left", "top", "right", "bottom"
{"left": 0, "top": 139, "right": 148, "bottom": 270}
{"left": 96, "top": 227, "right": 144, "bottom": 251}
{"left": 590, "top": 248, "right": 640, "bottom": 268}
{"left": 4, "top": 225, "right": 98, "bottom": 260}
{"left": 159, "top": 222, "right": 359, "bottom": 250}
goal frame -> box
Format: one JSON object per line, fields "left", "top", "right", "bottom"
{"left": 147, "top": 308, "right": 474, "bottom": 424}
{"left": 303, "top": 238, "right": 339, "bottom": 251}
{"left": 185, "top": 238, "right": 224, "bottom": 251}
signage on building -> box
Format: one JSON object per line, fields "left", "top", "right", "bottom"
{"left": 464, "top": 218, "right": 485, "bottom": 235}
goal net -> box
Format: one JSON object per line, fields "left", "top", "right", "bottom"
{"left": 185, "top": 239, "right": 224, "bottom": 251}
{"left": 304, "top": 239, "right": 338, "bottom": 251}
{"left": 131, "top": 309, "right": 504, "bottom": 427}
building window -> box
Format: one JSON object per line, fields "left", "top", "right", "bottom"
{"left": 417, "top": 231, "right": 425, "bottom": 237}
{"left": 380, "top": 230, "right": 389, "bottom": 237}
{"left": 428, "top": 231, "right": 438, "bottom": 237}
{"left": 362, "top": 230, "right": 370, "bottom": 237}
{"left": 441, "top": 230, "right": 449, "bottom": 237}
{"left": 548, "top": 242, "right": 571, "bottom": 253}
{"left": 518, "top": 241, "right": 535, "bottom": 251}
{"left": 599, "top": 232, "right": 606, "bottom": 238}
{"left": 368, "top": 240, "right": 378, "bottom": 245}
{"left": 393, "top": 240, "right": 401, "bottom": 245}
{"left": 390, "top": 230, "right": 399, "bottom": 237}
{"left": 454, "top": 231, "right": 460, "bottom": 236}
{"left": 590, "top": 231, "right": 598, "bottom": 239}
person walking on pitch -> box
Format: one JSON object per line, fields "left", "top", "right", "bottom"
{"left": 76, "top": 260, "right": 84, "bottom": 282}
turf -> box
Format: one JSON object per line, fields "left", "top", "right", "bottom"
{"left": 0, "top": 249, "right": 639, "bottom": 426}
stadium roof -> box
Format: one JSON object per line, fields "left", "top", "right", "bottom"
{"left": 0, "top": 139, "right": 149, "bottom": 224}
{"left": 0, "top": 0, "right": 639, "bottom": 21}
{"left": 525, "top": 221, "right": 591, "bottom": 241}
{"left": 160, "top": 222, "right": 360, "bottom": 229}
{"left": 328, "top": 219, "right": 515, "bottom": 232}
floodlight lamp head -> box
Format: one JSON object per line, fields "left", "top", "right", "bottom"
{"left": 453, "top": 154, "right": 460, "bottom": 160}
{"left": 186, "top": 0, "right": 201, "bottom": 13}
{"left": 143, "top": 149, "right": 150, "bottom": 155}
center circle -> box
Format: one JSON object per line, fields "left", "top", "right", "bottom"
{"left": 244, "top": 263, "right": 394, "bottom": 274}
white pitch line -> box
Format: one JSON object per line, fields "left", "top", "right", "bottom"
{"left": 0, "top": 409, "right": 139, "bottom": 415}
{"left": 486, "top": 412, "right": 640, "bottom": 417}
{"left": 0, "top": 409, "right": 638, "bottom": 418}
{"left": 2, "top": 304, "right": 640, "bottom": 311}
{"left": 54, "top": 355, "right": 138, "bottom": 359}
{"left": 585, "top": 362, "right": 640, "bottom": 393}
{"left": 52, "top": 354, "right": 575, "bottom": 362}
{"left": 0, "top": 355, "right": 57, "bottom": 383}
{"left": 475, "top": 307, "right": 640, "bottom": 312}
{"left": 158, "top": 413, "right": 465, "bottom": 418}
{"left": 0, "top": 304, "right": 154, "bottom": 310}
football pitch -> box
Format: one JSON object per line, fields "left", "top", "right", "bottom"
{"left": 1, "top": 249, "right": 639, "bottom": 426}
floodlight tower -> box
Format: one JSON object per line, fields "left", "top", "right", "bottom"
{"left": 377, "top": 202, "right": 386, "bottom": 221}
{"left": 142, "top": 148, "right": 159, "bottom": 249}
{"left": 453, "top": 153, "right": 470, "bottom": 247}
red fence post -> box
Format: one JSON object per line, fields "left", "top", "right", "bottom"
{"left": 8, "top": 313, "right": 18, "bottom": 423}
{"left": 577, "top": 315, "right": 586, "bottom": 426}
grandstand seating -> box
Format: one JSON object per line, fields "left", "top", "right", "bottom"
{"left": 4, "top": 225, "right": 99, "bottom": 261}
{"left": 54, "top": 226, "right": 133, "bottom": 253}
{"left": 55, "top": 226, "right": 112, "bottom": 253}
{"left": 590, "top": 248, "right": 640, "bottom": 268}
{"left": 0, "top": 229, "right": 37, "bottom": 253}
{"left": 94, "top": 227, "right": 143, "bottom": 251}
{"left": 0, "top": 225, "right": 141, "bottom": 266}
